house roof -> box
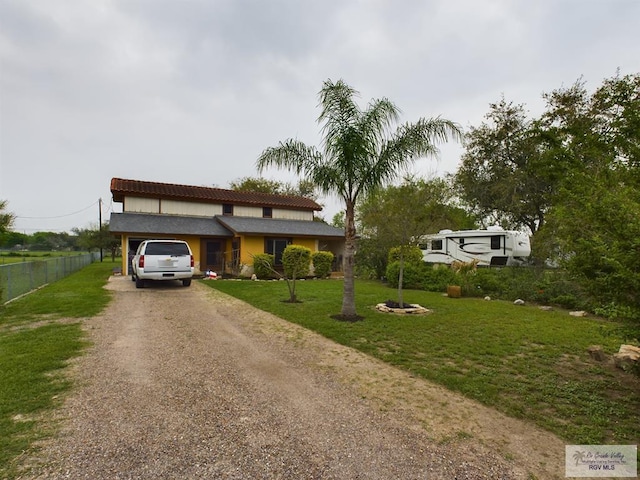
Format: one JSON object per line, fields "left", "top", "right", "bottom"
{"left": 110, "top": 177, "right": 323, "bottom": 211}
{"left": 108, "top": 212, "right": 345, "bottom": 239}
{"left": 108, "top": 213, "right": 233, "bottom": 237}
{"left": 215, "top": 216, "right": 344, "bottom": 238}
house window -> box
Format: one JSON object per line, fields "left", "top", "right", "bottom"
{"left": 265, "top": 238, "right": 291, "bottom": 266}
{"left": 223, "top": 204, "right": 233, "bottom": 216}
{"left": 491, "top": 235, "right": 501, "bottom": 250}
{"left": 263, "top": 207, "right": 273, "bottom": 218}
{"left": 431, "top": 239, "right": 443, "bottom": 250}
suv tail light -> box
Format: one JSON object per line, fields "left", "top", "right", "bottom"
{"left": 190, "top": 255, "right": 194, "bottom": 267}
{"left": 138, "top": 255, "right": 145, "bottom": 268}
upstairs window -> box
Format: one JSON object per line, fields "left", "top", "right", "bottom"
{"left": 223, "top": 204, "right": 234, "bottom": 216}
{"left": 263, "top": 207, "right": 273, "bottom": 218}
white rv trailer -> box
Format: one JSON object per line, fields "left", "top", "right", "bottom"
{"left": 419, "top": 226, "right": 531, "bottom": 266}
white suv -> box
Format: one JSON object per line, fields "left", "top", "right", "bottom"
{"left": 131, "top": 240, "right": 194, "bottom": 288}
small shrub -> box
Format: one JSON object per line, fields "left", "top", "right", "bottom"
{"left": 386, "top": 261, "right": 427, "bottom": 289}
{"left": 464, "top": 268, "right": 504, "bottom": 297}
{"left": 421, "top": 265, "right": 458, "bottom": 292}
{"left": 312, "top": 251, "right": 334, "bottom": 278}
{"left": 282, "top": 245, "right": 311, "bottom": 279}
{"left": 252, "top": 253, "right": 275, "bottom": 279}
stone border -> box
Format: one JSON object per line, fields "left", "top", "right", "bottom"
{"left": 375, "top": 303, "right": 431, "bottom": 315}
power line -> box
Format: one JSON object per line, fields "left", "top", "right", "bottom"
{"left": 16, "top": 200, "right": 99, "bottom": 220}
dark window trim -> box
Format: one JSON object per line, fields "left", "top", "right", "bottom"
{"left": 265, "top": 237, "right": 292, "bottom": 266}
{"left": 222, "top": 204, "right": 234, "bottom": 216}
{"left": 262, "top": 207, "right": 273, "bottom": 218}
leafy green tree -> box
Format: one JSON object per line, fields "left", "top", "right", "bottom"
{"left": 358, "top": 177, "right": 475, "bottom": 280}
{"left": 281, "top": 245, "right": 311, "bottom": 302}
{"left": 454, "top": 98, "right": 558, "bottom": 234}
{"left": 230, "top": 176, "right": 319, "bottom": 201}
{"left": 257, "top": 79, "right": 461, "bottom": 319}
{"left": 0, "top": 231, "right": 26, "bottom": 249}
{"left": 0, "top": 200, "right": 15, "bottom": 235}
{"left": 229, "top": 177, "right": 285, "bottom": 194}
{"left": 537, "top": 73, "right": 640, "bottom": 320}
{"left": 330, "top": 211, "right": 345, "bottom": 229}
{"left": 28, "top": 231, "right": 77, "bottom": 251}
{"left": 76, "top": 224, "right": 120, "bottom": 260}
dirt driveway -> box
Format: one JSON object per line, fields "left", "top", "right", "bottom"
{"left": 22, "top": 276, "right": 569, "bottom": 479}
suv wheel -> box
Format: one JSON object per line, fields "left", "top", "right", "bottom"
{"left": 135, "top": 276, "right": 145, "bottom": 289}
{"left": 182, "top": 279, "right": 192, "bottom": 287}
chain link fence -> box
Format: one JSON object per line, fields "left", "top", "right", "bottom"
{"left": 0, "top": 253, "right": 101, "bottom": 304}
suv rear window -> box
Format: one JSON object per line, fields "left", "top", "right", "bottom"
{"left": 145, "top": 242, "right": 190, "bottom": 256}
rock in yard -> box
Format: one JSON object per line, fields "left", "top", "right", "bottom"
{"left": 569, "top": 310, "right": 587, "bottom": 317}
{"left": 587, "top": 345, "right": 607, "bottom": 362}
{"left": 613, "top": 344, "right": 640, "bottom": 371}
{"left": 513, "top": 299, "right": 525, "bottom": 305}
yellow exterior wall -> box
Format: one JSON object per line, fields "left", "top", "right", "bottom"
{"left": 291, "top": 238, "right": 317, "bottom": 251}
{"left": 241, "top": 236, "right": 264, "bottom": 266}
{"left": 239, "top": 236, "right": 320, "bottom": 265}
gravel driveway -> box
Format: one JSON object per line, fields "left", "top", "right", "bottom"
{"left": 21, "top": 276, "right": 566, "bottom": 479}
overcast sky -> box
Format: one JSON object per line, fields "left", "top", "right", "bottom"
{"left": 1, "top": 0, "right": 638, "bottom": 234}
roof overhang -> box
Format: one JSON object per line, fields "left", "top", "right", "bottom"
{"left": 109, "top": 213, "right": 233, "bottom": 237}
{"left": 215, "top": 216, "right": 344, "bottom": 238}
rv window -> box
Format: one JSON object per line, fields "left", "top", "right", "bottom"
{"left": 459, "top": 238, "right": 465, "bottom": 245}
{"left": 491, "top": 235, "right": 501, "bottom": 250}
{"left": 431, "top": 239, "right": 443, "bottom": 250}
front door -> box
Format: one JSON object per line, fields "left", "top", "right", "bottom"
{"left": 202, "top": 239, "right": 225, "bottom": 273}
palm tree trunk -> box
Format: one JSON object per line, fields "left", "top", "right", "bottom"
{"left": 397, "top": 254, "right": 404, "bottom": 307}
{"left": 341, "top": 200, "right": 358, "bottom": 317}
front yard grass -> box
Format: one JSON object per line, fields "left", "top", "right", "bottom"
{"left": 0, "top": 261, "right": 114, "bottom": 479}
{"left": 203, "top": 278, "right": 640, "bottom": 446}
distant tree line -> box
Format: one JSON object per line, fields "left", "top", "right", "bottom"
{"left": 0, "top": 224, "right": 120, "bottom": 257}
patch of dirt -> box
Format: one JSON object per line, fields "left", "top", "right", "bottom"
{"left": 18, "top": 276, "right": 570, "bottom": 479}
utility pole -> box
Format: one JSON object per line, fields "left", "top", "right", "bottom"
{"left": 99, "top": 198, "right": 103, "bottom": 262}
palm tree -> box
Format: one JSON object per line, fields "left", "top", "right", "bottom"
{"left": 257, "top": 79, "right": 461, "bottom": 319}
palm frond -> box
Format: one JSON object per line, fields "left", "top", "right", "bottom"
{"left": 256, "top": 139, "right": 322, "bottom": 176}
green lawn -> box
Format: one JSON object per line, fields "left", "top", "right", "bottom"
{"left": 203, "top": 278, "right": 640, "bottom": 446}
{"left": 0, "top": 251, "right": 90, "bottom": 265}
{"left": 0, "top": 260, "right": 115, "bottom": 479}
{"left": 2, "top": 266, "right": 637, "bottom": 477}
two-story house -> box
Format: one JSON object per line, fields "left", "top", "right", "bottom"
{"left": 108, "top": 178, "right": 345, "bottom": 277}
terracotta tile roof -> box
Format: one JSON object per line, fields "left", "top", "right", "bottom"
{"left": 110, "top": 178, "right": 322, "bottom": 211}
